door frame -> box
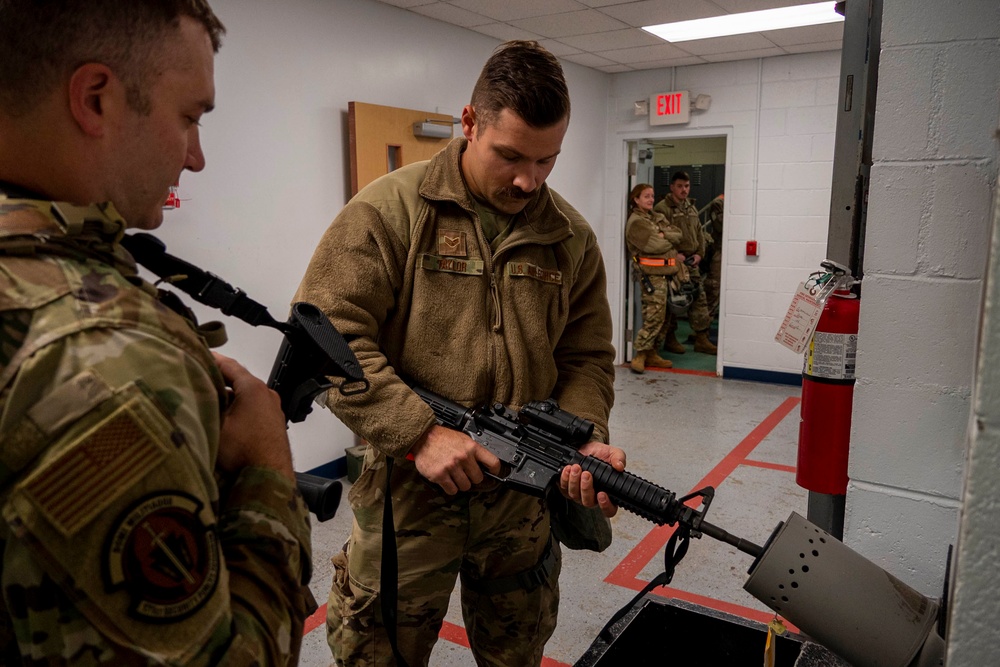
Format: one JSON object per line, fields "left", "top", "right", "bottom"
{"left": 613, "top": 126, "right": 733, "bottom": 375}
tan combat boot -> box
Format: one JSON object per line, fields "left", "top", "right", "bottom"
{"left": 663, "top": 331, "right": 686, "bottom": 354}
{"left": 644, "top": 350, "right": 673, "bottom": 369}
{"left": 630, "top": 350, "right": 647, "bottom": 374}
{"left": 693, "top": 331, "right": 718, "bottom": 355}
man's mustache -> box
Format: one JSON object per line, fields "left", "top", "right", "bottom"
{"left": 497, "top": 187, "right": 534, "bottom": 200}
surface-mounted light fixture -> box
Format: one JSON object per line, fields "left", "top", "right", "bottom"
{"left": 413, "top": 118, "right": 457, "bottom": 139}
{"left": 642, "top": 1, "right": 843, "bottom": 43}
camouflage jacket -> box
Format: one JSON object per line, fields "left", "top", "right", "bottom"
{"left": 0, "top": 196, "right": 312, "bottom": 665}
{"left": 624, "top": 208, "right": 682, "bottom": 276}
{"left": 295, "top": 137, "right": 616, "bottom": 453}
{"left": 654, "top": 195, "right": 707, "bottom": 258}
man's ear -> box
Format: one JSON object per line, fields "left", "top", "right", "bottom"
{"left": 67, "top": 63, "right": 120, "bottom": 138}
{"left": 460, "top": 105, "right": 477, "bottom": 142}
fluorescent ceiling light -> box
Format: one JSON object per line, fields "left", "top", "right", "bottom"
{"left": 642, "top": 1, "right": 843, "bottom": 43}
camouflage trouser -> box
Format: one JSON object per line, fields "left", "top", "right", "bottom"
{"left": 703, "top": 250, "right": 722, "bottom": 315}
{"left": 667, "top": 265, "right": 712, "bottom": 334}
{"left": 633, "top": 274, "right": 669, "bottom": 352}
{"left": 327, "top": 449, "right": 560, "bottom": 667}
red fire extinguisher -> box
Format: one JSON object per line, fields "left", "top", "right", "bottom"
{"left": 797, "top": 263, "right": 860, "bottom": 495}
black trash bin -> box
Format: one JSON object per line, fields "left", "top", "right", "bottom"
{"left": 575, "top": 594, "right": 804, "bottom": 667}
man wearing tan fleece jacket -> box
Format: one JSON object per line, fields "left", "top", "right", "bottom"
{"left": 296, "top": 41, "right": 622, "bottom": 667}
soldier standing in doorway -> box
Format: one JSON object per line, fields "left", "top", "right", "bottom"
{"left": 654, "top": 171, "right": 718, "bottom": 355}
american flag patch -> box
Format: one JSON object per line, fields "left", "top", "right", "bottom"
{"left": 22, "top": 396, "right": 170, "bottom": 536}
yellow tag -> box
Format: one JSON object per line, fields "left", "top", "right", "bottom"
{"left": 764, "top": 617, "right": 786, "bottom": 667}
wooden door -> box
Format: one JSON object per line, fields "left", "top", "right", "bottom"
{"left": 348, "top": 101, "right": 455, "bottom": 195}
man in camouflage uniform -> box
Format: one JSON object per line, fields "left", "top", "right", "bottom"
{"left": 0, "top": 2, "right": 312, "bottom": 664}
{"left": 654, "top": 172, "right": 718, "bottom": 355}
{"left": 296, "top": 41, "right": 624, "bottom": 667}
{"left": 702, "top": 194, "right": 724, "bottom": 317}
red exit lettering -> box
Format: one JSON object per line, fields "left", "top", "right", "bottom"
{"left": 656, "top": 92, "right": 684, "bottom": 117}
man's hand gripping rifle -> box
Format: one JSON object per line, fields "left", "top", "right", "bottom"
{"left": 410, "top": 384, "right": 761, "bottom": 558}
{"left": 121, "top": 233, "right": 369, "bottom": 522}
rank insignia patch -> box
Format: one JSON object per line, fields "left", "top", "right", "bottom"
{"left": 104, "top": 493, "right": 219, "bottom": 623}
{"left": 437, "top": 230, "right": 467, "bottom": 257}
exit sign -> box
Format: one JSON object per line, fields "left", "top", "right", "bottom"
{"left": 649, "top": 90, "right": 690, "bottom": 125}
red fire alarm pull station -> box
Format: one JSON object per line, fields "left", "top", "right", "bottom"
{"left": 746, "top": 240, "right": 759, "bottom": 256}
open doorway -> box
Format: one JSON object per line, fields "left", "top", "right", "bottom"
{"left": 624, "top": 135, "right": 727, "bottom": 373}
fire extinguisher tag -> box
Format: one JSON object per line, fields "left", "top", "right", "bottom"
{"left": 774, "top": 282, "right": 823, "bottom": 354}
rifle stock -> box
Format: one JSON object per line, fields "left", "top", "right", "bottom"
{"left": 121, "top": 233, "right": 369, "bottom": 523}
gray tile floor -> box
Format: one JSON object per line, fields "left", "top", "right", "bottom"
{"left": 299, "top": 367, "right": 806, "bottom": 666}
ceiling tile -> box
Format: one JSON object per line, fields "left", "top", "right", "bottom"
{"left": 677, "top": 32, "right": 779, "bottom": 56}
{"left": 710, "top": 0, "right": 814, "bottom": 10}
{"left": 561, "top": 52, "right": 619, "bottom": 67}
{"left": 630, "top": 55, "right": 708, "bottom": 70}
{"left": 538, "top": 39, "right": 584, "bottom": 57}
{"left": 597, "top": 63, "right": 634, "bottom": 73}
{"left": 448, "top": 0, "right": 588, "bottom": 22}
{"left": 559, "top": 28, "right": 663, "bottom": 52}
{"left": 471, "top": 22, "right": 544, "bottom": 41}
{"left": 410, "top": 2, "right": 492, "bottom": 27}
{"left": 761, "top": 22, "right": 844, "bottom": 46}
{"left": 599, "top": 0, "right": 727, "bottom": 27}
{"left": 596, "top": 42, "right": 692, "bottom": 64}
{"left": 782, "top": 40, "right": 843, "bottom": 55}
{"left": 577, "top": 0, "right": 636, "bottom": 7}
{"left": 375, "top": 0, "right": 437, "bottom": 7}
{"left": 509, "top": 9, "right": 630, "bottom": 38}
{"left": 701, "top": 46, "right": 788, "bottom": 62}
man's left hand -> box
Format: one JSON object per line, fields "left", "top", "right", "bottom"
{"left": 559, "top": 442, "right": 626, "bottom": 518}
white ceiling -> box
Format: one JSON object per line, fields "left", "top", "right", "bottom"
{"left": 373, "top": 0, "right": 844, "bottom": 72}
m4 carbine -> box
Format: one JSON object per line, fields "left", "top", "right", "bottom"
{"left": 409, "top": 383, "right": 761, "bottom": 558}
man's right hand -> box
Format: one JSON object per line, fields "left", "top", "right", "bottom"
{"left": 409, "top": 425, "right": 501, "bottom": 494}
{"left": 213, "top": 352, "right": 296, "bottom": 483}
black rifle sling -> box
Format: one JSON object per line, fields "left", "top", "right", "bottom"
{"left": 597, "top": 526, "right": 691, "bottom": 642}
{"left": 380, "top": 457, "right": 411, "bottom": 667}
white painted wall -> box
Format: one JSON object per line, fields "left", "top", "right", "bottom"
{"left": 151, "top": 0, "right": 610, "bottom": 471}
{"left": 846, "top": 0, "right": 1000, "bottom": 629}
{"left": 605, "top": 52, "right": 841, "bottom": 373}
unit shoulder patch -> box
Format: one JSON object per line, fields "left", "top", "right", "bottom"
{"left": 104, "top": 492, "right": 220, "bottom": 623}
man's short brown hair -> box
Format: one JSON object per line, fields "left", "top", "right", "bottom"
{"left": 470, "top": 40, "right": 570, "bottom": 132}
{"left": 0, "top": 0, "right": 225, "bottom": 117}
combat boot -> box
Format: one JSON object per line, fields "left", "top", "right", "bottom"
{"left": 693, "top": 331, "right": 717, "bottom": 355}
{"left": 663, "top": 331, "right": 686, "bottom": 354}
{"left": 644, "top": 350, "right": 673, "bottom": 369}
{"left": 630, "top": 351, "right": 647, "bottom": 374}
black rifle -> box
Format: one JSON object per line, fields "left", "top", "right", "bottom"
{"left": 121, "top": 232, "right": 369, "bottom": 521}
{"left": 410, "top": 383, "right": 761, "bottom": 558}
{"left": 631, "top": 254, "right": 656, "bottom": 295}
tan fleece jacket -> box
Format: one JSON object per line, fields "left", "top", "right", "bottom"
{"left": 295, "top": 138, "right": 616, "bottom": 457}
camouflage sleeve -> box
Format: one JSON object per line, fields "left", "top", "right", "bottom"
{"left": 1, "top": 327, "right": 310, "bottom": 666}
{"left": 625, "top": 211, "right": 676, "bottom": 256}
{"left": 293, "top": 201, "right": 438, "bottom": 459}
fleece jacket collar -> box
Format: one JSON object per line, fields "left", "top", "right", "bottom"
{"left": 418, "top": 138, "right": 574, "bottom": 248}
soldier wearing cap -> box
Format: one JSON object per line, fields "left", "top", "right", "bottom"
{"left": 654, "top": 171, "right": 718, "bottom": 355}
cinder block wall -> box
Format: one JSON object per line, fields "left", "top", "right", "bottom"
{"left": 607, "top": 52, "right": 841, "bottom": 372}
{"left": 846, "top": 0, "right": 1000, "bottom": 610}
